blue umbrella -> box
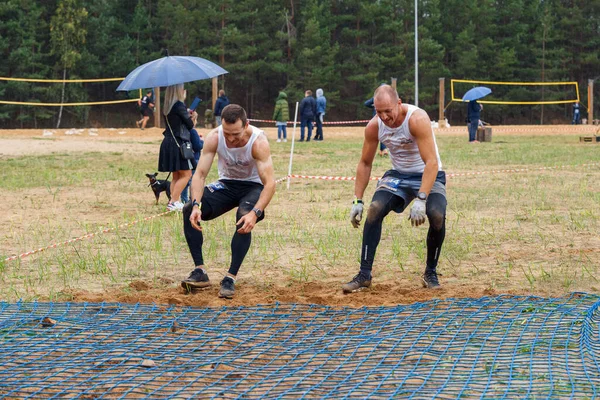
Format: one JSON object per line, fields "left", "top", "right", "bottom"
{"left": 116, "top": 56, "right": 228, "bottom": 91}
{"left": 462, "top": 86, "right": 492, "bottom": 101}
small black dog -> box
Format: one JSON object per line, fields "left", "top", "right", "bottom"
{"left": 146, "top": 172, "right": 171, "bottom": 204}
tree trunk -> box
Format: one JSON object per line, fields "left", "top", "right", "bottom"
{"left": 56, "top": 67, "right": 66, "bottom": 129}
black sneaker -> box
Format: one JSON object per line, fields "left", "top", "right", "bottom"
{"left": 422, "top": 270, "right": 441, "bottom": 289}
{"left": 181, "top": 268, "right": 211, "bottom": 291}
{"left": 219, "top": 277, "right": 235, "bottom": 299}
{"left": 342, "top": 272, "right": 372, "bottom": 294}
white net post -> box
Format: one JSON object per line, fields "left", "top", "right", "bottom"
{"left": 287, "top": 102, "right": 299, "bottom": 190}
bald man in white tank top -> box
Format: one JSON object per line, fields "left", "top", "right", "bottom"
{"left": 344, "top": 85, "right": 448, "bottom": 293}
{"left": 181, "top": 104, "right": 276, "bottom": 299}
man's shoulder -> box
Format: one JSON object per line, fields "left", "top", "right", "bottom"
{"left": 251, "top": 132, "right": 271, "bottom": 158}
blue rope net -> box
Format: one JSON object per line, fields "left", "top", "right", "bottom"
{"left": 0, "top": 293, "right": 598, "bottom": 398}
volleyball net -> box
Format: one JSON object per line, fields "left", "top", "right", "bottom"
{"left": 451, "top": 79, "right": 580, "bottom": 105}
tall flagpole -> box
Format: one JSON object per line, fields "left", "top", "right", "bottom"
{"left": 414, "top": 0, "right": 419, "bottom": 106}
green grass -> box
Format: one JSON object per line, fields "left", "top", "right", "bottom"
{"left": 0, "top": 131, "right": 599, "bottom": 301}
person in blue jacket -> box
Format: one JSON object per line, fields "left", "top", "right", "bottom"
{"left": 572, "top": 102, "right": 581, "bottom": 125}
{"left": 180, "top": 125, "right": 204, "bottom": 203}
{"left": 214, "top": 90, "right": 230, "bottom": 126}
{"left": 315, "top": 88, "right": 327, "bottom": 141}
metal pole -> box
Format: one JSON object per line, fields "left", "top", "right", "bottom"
{"left": 154, "top": 87, "right": 161, "bottom": 129}
{"left": 287, "top": 102, "right": 300, "bottom": 190}
{"left": 588, "top": 79, "right": 594, "bottom": 123}
{"left": 414, "top": 0, "right": 418, "bottom": 106}
{"left": 438, "top": 78, "right": 445, "bottom": 127}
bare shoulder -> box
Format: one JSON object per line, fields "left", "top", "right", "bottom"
{"left": 203, "top": 128, "right": 219, "bottom": 150}
{"left": 252, "top": 132, "right": 272, "bottom": 160}
{"left": 364, "top": 117, "right": 379, "bottom": 141}
{"left": 409, "top": 109, "right": 432, "bottom": 137}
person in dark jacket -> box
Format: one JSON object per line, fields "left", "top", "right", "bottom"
{"left": 273, "top": 91, "right": 289, "bottom": 142}
{"left": 180, "top": 128, "right": 204, "bottom": 203}
{"left": 572, "top": 102, "right": 581, "bottom": 125}
{"left": 299, "top": 90, "right": 317, "bottom": 141}
{"left": 467, "top": 100, "right": 482, "bottom": 143}
{"left": 213, "top": 90, "right": 230, "bottom": 126}
{"left": 136, "top": 89, "right": 154, "bottom": 130}
{"left": 158, "top": 83, "right": 197, "bottom": 211}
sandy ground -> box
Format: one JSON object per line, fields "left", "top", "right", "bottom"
{"left": 1, "top": 124, "right": 598, "bottom": 307}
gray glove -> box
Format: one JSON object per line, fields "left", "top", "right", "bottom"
{"left": 350, "top": 201, "right": 364, "bottom": 228}
{"left": 409, "top": 198, "right": 427, "bottom": 227}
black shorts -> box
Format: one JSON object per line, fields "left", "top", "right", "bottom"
{"left": 200, "top": 179, "right": 265, "bottom": 222}
{"left": 375, "top": 170, "right": 446, "bottom": 213}
{"left": 140, "top": 108, "right": 152, "bottom": 117}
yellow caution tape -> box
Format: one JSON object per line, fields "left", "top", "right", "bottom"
{"left": 0, "top": 76, "right": 124, "bottom": 83}
{"left": 0, "top": 99, "right": 138, "bottom": 106}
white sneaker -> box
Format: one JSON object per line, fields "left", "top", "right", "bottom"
{"left": 172, "top": 201, "right": 184, "bottom": 211}
{"left": 276, "top": 139, "right": 281, "bottom": 143}
{"left": 284, "top": 139, "right": 288, "bottom": 142}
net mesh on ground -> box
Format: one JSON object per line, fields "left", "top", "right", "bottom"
{"left": 0, "top": 293, "right": 598, "bottom": 398}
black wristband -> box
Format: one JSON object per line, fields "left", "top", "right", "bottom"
{"left": 353, "top": 199, "right": 363, "bottom": 205}
{"left": 192, "top": 199, "right": 200, "bottom": 208}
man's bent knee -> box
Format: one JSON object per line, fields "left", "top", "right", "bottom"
{"left": 366, "top": 201, "right": 386, "bottom": 223}
{"left": 426, "top": 208, "right": 445, "bottom": 231}
{"left": 183, "top": 201, "right": 194, "bottom": 218}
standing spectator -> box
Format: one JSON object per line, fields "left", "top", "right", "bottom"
{"left": 136, "top": 89, "right": 154, "bottom": 130}
{"left": 315, "top": 88, "right": 327, "bottom": 141}
{"left": 214, "top": 89, "right": 230, "bottom": 126}
{"left": 158, "top": 83, "right": 196, "bottom": 211}
{"left": 572, "top": 102, "right": 581, "bottom": 125}
{"left": 467, "top": 100, "right": 482, "bottom": 143}
{"left": 273, "top": 91, "right": 289, "bottom": 142}
{"left": 180, "top": 128, "right": 204, "bottom": 203}
{"left": 299, "top": 90, "right": 316, "bottom": 142}
{"left": 365, "top": 96, "right": 388, "bottom": 156}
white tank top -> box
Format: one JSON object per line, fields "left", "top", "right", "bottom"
{"left": 378, "top": 104, "right": 443, "bottom": 174}
{"left": 217, "top": 125, "right": 263, "bottom": 184}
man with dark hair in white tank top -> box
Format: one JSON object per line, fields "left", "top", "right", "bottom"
{"left": 181, "top": 104, "right": 276, "bottom": 299}
{"left": 344, "top": 85, "right": 447, "bottom": 293}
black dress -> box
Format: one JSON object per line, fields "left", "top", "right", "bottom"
{"left": 158, "top": 101, "right": 195, "bottom": 172}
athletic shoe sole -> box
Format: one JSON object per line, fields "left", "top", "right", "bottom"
{"left": 421, "top": 276, "right": 442, "bottom": 290}
{"left": 218, "top": 291, "right": 234, "bottom": 299}
{"left": 181, "top": 281, "right": 211, "bottom": 292}
{"left": 342, "top": 285, "right": 371, "bottom": 294}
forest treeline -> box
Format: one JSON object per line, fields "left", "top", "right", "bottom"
{"left": 0, "top": 0, "right": 598, "bottom": 128}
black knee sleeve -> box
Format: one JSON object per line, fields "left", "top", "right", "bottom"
{"left": 426, "top": 193, "right": 447, "bottom": 231}
{"left": 365, "top": 200, "right": 387, "bottom": 224}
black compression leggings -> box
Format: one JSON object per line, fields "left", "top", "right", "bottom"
{"left": 183, "top": 202, "right": 255, "bottom": 277}
{"left": 359, "top": 191, "right": 447, "bottom": 275}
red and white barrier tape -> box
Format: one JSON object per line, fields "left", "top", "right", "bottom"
{"left": 4, "top": 210, "right": 174, "bottom": 262}
{"left": 248, "top": 118, "right": 370, "bottom": 125}
{"left": 5, "top": 162, "right": 597, "bottom": 262}
{"left": 282, "top": 162, "right": 599, "bottom": 182}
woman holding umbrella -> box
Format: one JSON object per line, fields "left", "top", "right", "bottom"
{"left": 116, "top": 54, "right": 228, "bottom": 210}
{"left": 463, "top": 86, "right": 491, "bottom": 143}
{"left": 467, "top": 100, "right": 482, "bottom": 143}
{"left": 159, "top": 83, "right": 197, "bottom": 211}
